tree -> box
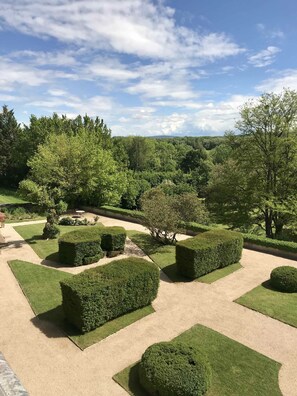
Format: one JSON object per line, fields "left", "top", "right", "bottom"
{"left": 126, "top": 136, "right": 156, "bottom": 171}
{"left": 0, "top": 105, "right": 21, "bottom": 186}
{"left": 19, "top": 131, "right": 127, "bottom": 208}
{"left": 14, "top": 113, "right": 112, "bottom": 184}
{"left": 141, "top": 188, "right": 209, "bottom": 244}
{"left": 208, "top": 89, "right": 297, "bottom": 238}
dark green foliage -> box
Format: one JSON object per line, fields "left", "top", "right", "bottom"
{"left": 100, "top": 226, "right": 126, "bottom": 252}
{"left": 58, "top": 228, "right": 103, "bottom": 266}
{"left": 58, "top": 226, "right": 126, "bottom": 265}
{"left": 270, "top": 266, "right": 297, "bottom": 293}
{"left": 243, "top": 233, "right": 297, "bottom": 253}
{"left": 176, "top": 230, "right": 243, "bottom": 279}
{"left": 42, "top": 223, "right": 60, "bottom": 239}
{"left": 58, "top": 216, "right": 89, "bottom": 226}
{"left": 139, "top": 342, "right": 211, "bottom": 396}
{"left": 99, "top": 205, "right": 145, "bottom": 220}
{"left": 60, "top": 257, "right": 159, "bottom": 332}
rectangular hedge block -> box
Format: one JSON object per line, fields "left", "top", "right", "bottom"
{"left": 100, "top": 226, "right": 126, "bottom": 253}
{"left": 58, "top": 226, "right": 127, "bottom": 266}
{"left": 176, "top": 230, "right": 243, "bottom": 279}
{"left": 58, "top": 228, "right": 103, "bottom": 266}
{"left": 60, "top": 257, "right": 159, "bottom": 333}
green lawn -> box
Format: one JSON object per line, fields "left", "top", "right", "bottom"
{"left": 236, "top": 280, "right": 297, "bottom": 328}
{"left": 113, "top": 324, "right": 281, "bottom": 396}
{"left": 127, "top": 230, "right": 241, "bottom": 283}
{"left": 9, "top": 260, "right": 154, "bottom": 350}
{"left": 14, "top": 223, "right": 100, "bottom": 262}
{"left": 0, "top": 188, "right": 28, "bottom": 204}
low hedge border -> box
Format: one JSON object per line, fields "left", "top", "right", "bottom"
{"left": 80, "top": 206, "right": 297, "bottom": 258}
{"left": 176, "top": 230, "right": 243, "bottom": 279}
{"left": 60, "top": 257, "right": 159, "bottom": 333}
{"left": 139, "top": 342, "right": 211, "bottom": 396}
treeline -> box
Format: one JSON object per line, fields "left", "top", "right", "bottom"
{"left": 1, "top": 88, "right": 297, "bottom": 239}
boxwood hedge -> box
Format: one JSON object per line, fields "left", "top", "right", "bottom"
{"left": 99, "top": 226, "right": 126, "bottom": 255}
{"left": 60, "top": 257, "right": 159, "bottom": 333}
{"left": 58, "top": 226, "right": 127, "bottom": 266}
{"left": 270, "top": 266, "right": 297, "bottom": 293}
{"left": 176, "top": 230, "right": 243, "bottom": 279}
{"left": 58, "top": 228, "right": 103, "bottom": 266}
{"left": 139, "top": 342, "right": 211, "bottom": 396}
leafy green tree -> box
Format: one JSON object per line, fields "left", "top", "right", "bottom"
{"left": 0, "top": 105, "right": 21, "bottom": 186}
{"left": 141, "top": 187, "right": 209, "bottom": 244}
{"left": 126, "top": 136, "right": 156, "bottom": 171}
{"left": 20, "top": 131, "right": 126, "bottom": 208}
{"left": 208, "top": 89, "right": 297, "bottom": 238}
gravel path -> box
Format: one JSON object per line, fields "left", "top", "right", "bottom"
{"left": 0, "top": 217, "right": 297, "bottom": 395}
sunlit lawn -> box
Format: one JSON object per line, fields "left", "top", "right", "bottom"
{"left": 0, "top": 188, "right": 28, "bottom": 204}
{"left": 236, "top": 280, "right": 297, "bottom": 328}
{"left": 127, "top": 230, "right": 241, "bottom": 283}
{"left": 14, "top": 223, "right": 100, "bottom": 262}
{"left": 9, "top": 260, "right": 154, "bottom": 350}
{"left": 114, "top": 324, "right": 281, "bottom": 396}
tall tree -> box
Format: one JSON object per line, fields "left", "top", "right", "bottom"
{"left": 208, "top": 89, "right": 297, "bottom": 238}
{"left": 0, "top": 105, "right": 21, "bottom": 186}
{"left": 19, "top": 131, "right": 126, "bottom": 208}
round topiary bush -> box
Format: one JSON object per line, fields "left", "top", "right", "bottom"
{"left": 139, "top": 342, "right": 211, "bottom": 396}
{"left": 270, "top": 266, "right": 297, "bottom": 293}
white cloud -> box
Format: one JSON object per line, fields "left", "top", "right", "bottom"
{"left": 248, "top": 46, "right": 281, "bottom": 68}
{"left": 86, "top": 58, "right": 139, "bottom": 82}
{"left": 29, "top": 93, "right": 113, "bottom": 116}
{"left": 256, "top": 69, "right": 297, "bottom": 92}
{"left": 0, "top": 0, "right": 244, "bottom": 62}
{"left": 256, "top": 23, "right": 285, "bottom": 39}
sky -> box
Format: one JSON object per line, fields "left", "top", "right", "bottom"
{"left": 0, "top": 0, "right": 297, "bottom": 136}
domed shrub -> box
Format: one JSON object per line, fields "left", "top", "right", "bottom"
{"left": 139, "top": 342, "right": 211, "bottom": 396}
{"left": 270, "top": 266, "right": 297, "bottom": 293}
{"left": 42, "top": 222, "right": 60, "bottom": 239}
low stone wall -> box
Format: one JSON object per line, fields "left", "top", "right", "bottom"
{"left": 0, "top": 353, "right": 28, "bottom": 396}
{"left": 82, "top": 207, "right": 297, "bottom": 261}
{"left": 244, "top": 242, "right": 297, "bottom": 261}
{"left": 80, "top": 206, "right": 143, "bottom": 225}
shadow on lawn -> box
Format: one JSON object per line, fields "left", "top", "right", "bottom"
{"left": 126, "top": 363, "right": 148, "bottom": 396}
{"left": 261, "top": 279, "right": 278, "bottom": 291}
{"left": 31, "top": 305, "right": 82, "bottom": 339}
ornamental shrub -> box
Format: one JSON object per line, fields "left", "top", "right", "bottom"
{"left": 100, "top": 226, "right": 126, "bottom": 255}
{"left": 58, "top": 226, "right": 126, "bottom": 265}
{"left": 60, "top": 257, "right": 159, "bottom": 332}
{"left": 270, "top": 266, "right": 297, "bottom": 293}
{"left": 58, "top": 228, "right": 103, "bottom": 266}
{"left": 139, "top": 342, "right": 211, "bottom": 396}
{"left": 42, "top": 222, "right": 60, "bottom": 239}
{"left": 176, "top": 230, "right": 243, "bottom": 279}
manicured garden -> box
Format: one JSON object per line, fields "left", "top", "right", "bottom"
{"left": 14, "top": 223, "right": 102, "bottom": 262}
{"left": 236, "top": 266, "right": 297, "bottom": 328}
{"left": 9, "top": 260, "right": 155, "bottom": 349}
{"left": 127, "top": 230, "right": 242, "bottom": 283}
{"left": 114, "top": 324, "right": 282, "bottom": 396}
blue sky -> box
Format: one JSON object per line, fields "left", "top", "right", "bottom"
{"left": 0, "top": 0, "right": 297, "bottom": 136}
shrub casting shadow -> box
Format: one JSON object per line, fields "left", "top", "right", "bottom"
{"left": 31, "top": 305, "right": 82, "bottom": 339}
{"left": 126, "top": 363, "right": 148, "bottom": 396}
{"left": 261, "top": 279, "right": 277, "bottom": 291}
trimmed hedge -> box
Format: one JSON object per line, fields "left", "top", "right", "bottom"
{"left": 60, "top": 257, "right": 159, "bottom": 332}
{"left": 270, "top": 266, "right": 297, "bottom": 293}
{"left": 58, "top": 227, "right": 103, "bottom": 266}
{"left": 243, "top": 233, "right": 297, "bottom": 254}
{"left": 176, "top": 230, "right": 243, "bottom": 279}
{"left": 99, "top": 205, "right": 145, "bottom": 220}
{"left": 100, "top": 226, "right": 126, "bottom": 254}
{"left": 58, "top": 226, "right": 126, "bottom": 265}
{"left": 139, "top": 342, "right": 211, "bottom": 396}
